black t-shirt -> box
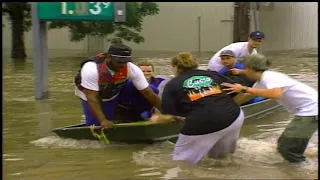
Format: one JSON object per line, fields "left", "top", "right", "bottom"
{"left": 162, "top": 69, "right": 241, "bottom": 136}
{"left": 223, "top": 71, "right": 255, "bottom": 87}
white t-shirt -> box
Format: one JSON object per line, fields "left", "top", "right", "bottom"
{"left": 208, "top": 42, "right": 258, "bottom": 72}
{"left": 253, "top": 71, "right": 318, "bottom": 116}
{"left": 75, "top": 62, "right": 149, "bottom": 101}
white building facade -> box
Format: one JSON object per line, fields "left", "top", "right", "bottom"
{"left": 2, "top": 2, "right": 318, "bottom": 57}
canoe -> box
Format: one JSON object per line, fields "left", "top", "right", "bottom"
{"left": 52, "top": 99, "right": 281, "bottom": 144}
{"left": 241, "top": 98, "right": 282, "bottom": 119}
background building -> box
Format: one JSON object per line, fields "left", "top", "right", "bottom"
{"left": 2, "top": 2, "right": 318, "bottom": 58}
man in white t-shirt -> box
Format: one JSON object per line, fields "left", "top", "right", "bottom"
{"left": 208, "top": 31, "right": 265, "bottom": 72}
{"left": 74, "top": 44, "right": 161, "bottom": 128}
{"left": 222, "top": 54, "right": 318, "bottom": 163}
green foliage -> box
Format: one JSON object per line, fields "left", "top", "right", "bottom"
{"left": 2, "top": 2, "right": 31, "bottom": 59}
{"left": 49, "top": 2, "right": 159, "bottom": 44}
{"left": 2, "top": 3, "right": 32, "bottom": 31}
{"left": 2, "top": 2, "right": 159, "bottom": 59}
{"left": 2, "top": 2, "right": 159, "bottom": 43}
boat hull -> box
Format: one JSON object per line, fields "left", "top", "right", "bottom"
{"left": 52, "top": 99, "right": 281, "bottom": 143}
{"left": 242, "top": 98, "right": 281, "bottom": 119}
{"left": 52, "top": 121, "right": 184, "bottom": 144}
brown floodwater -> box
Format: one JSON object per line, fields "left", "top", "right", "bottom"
{"left": 3, "top": 50, "right": 318, "bottom": 179}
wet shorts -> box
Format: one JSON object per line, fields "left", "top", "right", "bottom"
{"left": 172, "top": 110, "right": 245, "bottom": 165}
{"left": 277, "top": 115, "right": 318, "bottom": 162}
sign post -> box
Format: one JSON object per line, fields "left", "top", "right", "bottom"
{"left": 114, "top": 2, "right": 126, "bottom": 22}
{"left": 31, "top": 2, "right": 126, "bottom": 100}
{"left": 31, "top": 2, "right": 49, "bottom": 100}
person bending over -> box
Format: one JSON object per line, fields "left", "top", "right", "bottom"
{"left": 74, "top": 44, "right": 161, "bottom": 127}
{"left": 150, "top": 52, "right": 245, "bottom": 165}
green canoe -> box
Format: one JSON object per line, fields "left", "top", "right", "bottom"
{"left": 52, "top": 120, "right": 183, "bottom": 144}
{"left": 52, "top": 99, "right": 281, "bottom": 144}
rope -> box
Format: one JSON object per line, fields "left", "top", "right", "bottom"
{"left": 89, "top": 125, "right": 110, "bottom": 144}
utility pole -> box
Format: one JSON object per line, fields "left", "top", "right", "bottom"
{"left": 233, "top": 2, "right": 251, "bottom": 42}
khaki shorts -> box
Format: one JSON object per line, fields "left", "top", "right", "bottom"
{"left": 277, "top": 115, "right": 318, "bottom": 162}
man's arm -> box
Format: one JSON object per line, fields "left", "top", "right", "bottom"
{"left": 139, "top": 87, "right": 162, "bottom": 111}
{"left": 80, "top": 62, "right": 111, "bottom": 125}
{"left": 82, "top": 89, "right": 107, "bottom": 124}
{"left": 215, "top": 72, "right": 238, "bottom": 98}
{"left": 230, "top": 68, "right": 245, "bottom": 75}
{"left": 150, "top": 82, "right": 184, "bottom": 124}
{"left": 245, "top": 87, "right": 282, "bottom": 99}
{"left": 222, "top": 82, "right": 283, "bottom": 99}
{"left": 232, "top": 93, "right": 254, "bottom": 105}
{"left": 245, "top": 72, "right": 293, "bottom": 99}
{"left": 128, "top": 63, "right": 162, "bottom": 111}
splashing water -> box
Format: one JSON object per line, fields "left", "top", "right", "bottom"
{"left": 132, "top": 132, "right": 318, "bottom": 179}
{"left": 30, "top": 136, "right": 130, "bottom": 149}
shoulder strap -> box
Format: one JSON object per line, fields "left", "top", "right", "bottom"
{"left": 79, "top": 53, "right": 106, "bottom": 69}
{"left": 79, "top": 58, "right": 95, "bottom": 69}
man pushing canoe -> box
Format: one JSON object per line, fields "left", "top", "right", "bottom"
{"left": 222, "top": 53, "right": 318, "bottom": 163}
{"left": 74, "top": 44, "right": 161, "bottom": 129}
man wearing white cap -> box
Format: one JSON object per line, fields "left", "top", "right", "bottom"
{"left": 208, "top": 31, "right": 265, "bottom": 72}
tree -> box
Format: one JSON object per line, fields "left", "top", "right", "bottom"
{"left": 2, "top": 3, "right": 31, "bottom": 60}
{"left": 233, "top": 2, "right": 250, "bottom": 42}
{"left": 49, "top": 2, "right": 159, "bottom": 44}
{"left": 2, "top": 2, "right": 159, "bottom": 60}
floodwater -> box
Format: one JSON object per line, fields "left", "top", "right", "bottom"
{"left": 3, "top": 50, "right": 318, "bottom": 179}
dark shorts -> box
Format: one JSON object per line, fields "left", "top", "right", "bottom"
{"left": 277, "top": 115, "right": 318, "bottom": 163}
{"left": 81, "top": 81, "right": 159, "bottom": 126}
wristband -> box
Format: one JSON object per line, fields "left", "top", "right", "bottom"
{"left": 173, "top": 116, "right": 185, "bottom": 121}
{"left": 241, "top": 86, "right": 248, "bottom": 93}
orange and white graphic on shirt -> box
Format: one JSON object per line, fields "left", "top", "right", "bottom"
{"left": 183, "top": 76, "right": 222, "bottom": 101}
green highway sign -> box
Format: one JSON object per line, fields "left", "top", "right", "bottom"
{"left": 37, "top": 2, "right": 121, "bottom": 21}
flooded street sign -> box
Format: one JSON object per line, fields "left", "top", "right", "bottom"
{"left": 31, "top": 2, "right": 126, "bottom": 100}
{"left": 37, "top": 2, "right": 117, "bottom": 21}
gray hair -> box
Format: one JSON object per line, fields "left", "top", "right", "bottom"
{"left": 243, "top": 53, "right": 272, "bottom": 71}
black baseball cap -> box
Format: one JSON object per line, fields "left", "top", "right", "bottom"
{"left": 105, "top": 44, "right": 132, "bottom": 62}
{"left": 219, "top": 50, "right": 235, "bottom": 57}
{"left": 249, "top": 31, "right": 265, "bottom": 40}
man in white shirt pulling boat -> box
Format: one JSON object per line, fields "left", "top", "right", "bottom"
{"left": 222, "top": 54, "right": 318, "bottom": 163}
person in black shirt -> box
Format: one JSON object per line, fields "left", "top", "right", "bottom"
{"left": 149, "top": 52, "right": 245, "bottom": 165}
